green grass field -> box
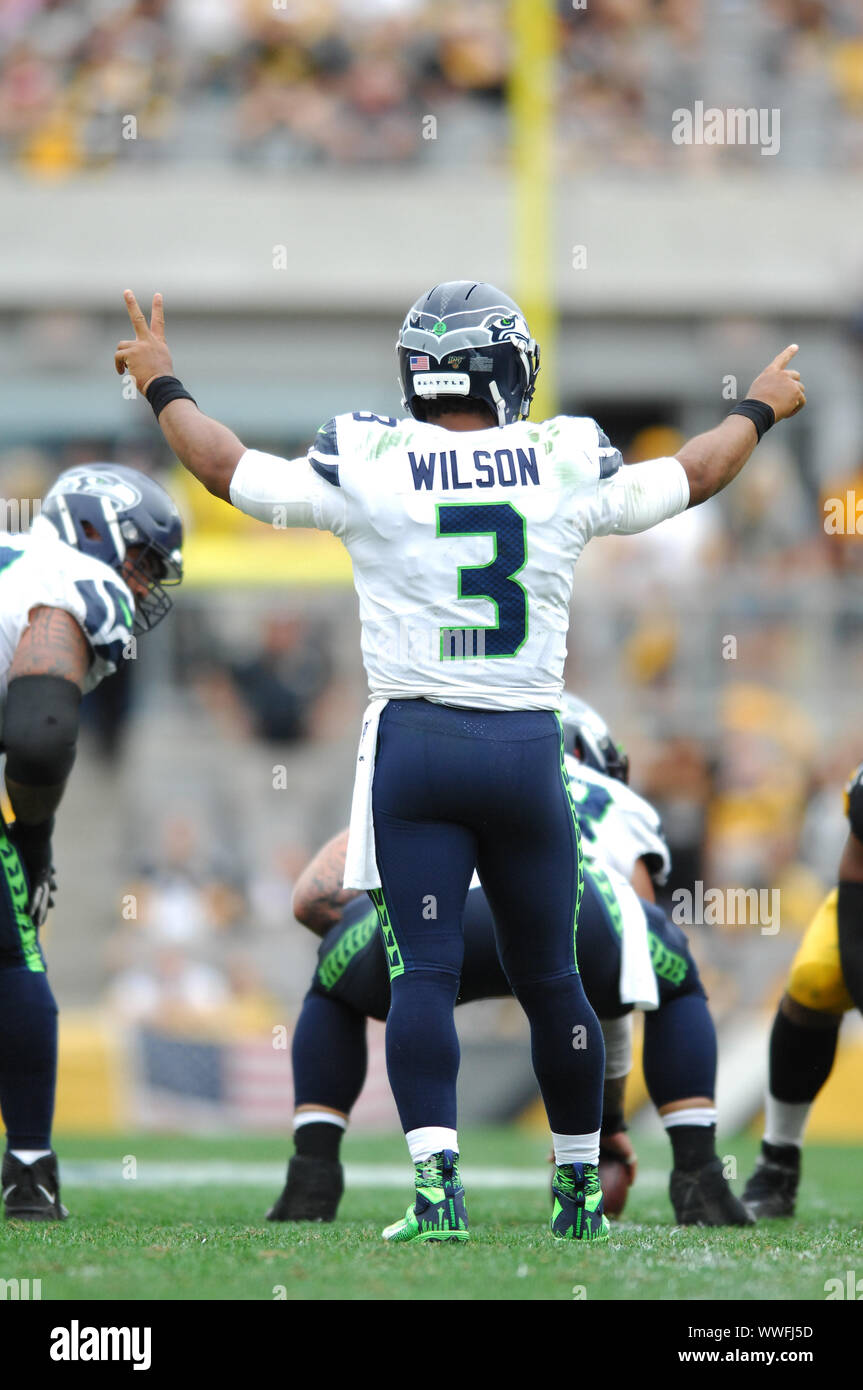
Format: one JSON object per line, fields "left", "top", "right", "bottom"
{"left": 1, "top": 1129, "right": 859, "bottom": 1301}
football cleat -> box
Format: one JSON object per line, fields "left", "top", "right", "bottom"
{"left": 670, "top": 1156, "right": 754, "bottom": 1226}
{"left": 2, "top": 1151, "right": 68, "bottom": 1221}
{"left": 382, "top": 1149, "right": 469, "bottom": 1244}
{"left": 741, "top": 1143, "right": 800, "bottom": 1219}
{"left": 266, "top": 1155, "right": 344, "bottom": 1223}
{"left": 551, "top": 1162, "right": 610, "bottom": 1241}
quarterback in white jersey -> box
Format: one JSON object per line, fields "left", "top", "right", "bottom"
{"left": 117, "top": 278, "right": 805, "bottom": 1247}
{"left": 230, "top": 409, "right": 689, "bottom": 712}
{"left": 0, "top": 465, "right": 182, "bottom": 1223}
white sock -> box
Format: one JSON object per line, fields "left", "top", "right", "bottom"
{"left": 293, "top": 1111, "right": 347, "bottom": 1132}
{"left": 662, "top": 1106, "right": 717, "bottom": 1130}
{"left": 406, "top": 1126, "right": 458, "bottom": 1164}
{"left": 10, "top": 1148, "right": 51, "bottom": 1164}
{"left": 551, "top": 1130, "right": 600, "bottom": 1166}
{"left": 764, "top": 1096, "right": 809, "bottom": 1149}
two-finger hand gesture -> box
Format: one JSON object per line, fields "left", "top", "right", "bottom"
{"left": 114, "top": 290, "right": 173, "bottom": 395}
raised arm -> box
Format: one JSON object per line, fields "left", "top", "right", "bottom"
{"left": 115, "top": 291, "right": 244, "bottom": 502}
{"left": 676, "top": 344, "right": 806, "bottom": 507}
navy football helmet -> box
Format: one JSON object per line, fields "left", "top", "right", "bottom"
{"left": 397, "top": 281, "right": 540, "bottom": 427}
{"left": 560, "top": 693, "right": 630, "bottom": 784}
{"left": 41, "top": 464, "right": 183, "bottom": 635}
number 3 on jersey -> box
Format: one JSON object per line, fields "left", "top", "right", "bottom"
{"left": 436, "top": 502, "right": 528, "bottom": 659}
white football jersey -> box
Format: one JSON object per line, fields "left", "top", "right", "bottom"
{"left": 566, "top": 755, "right": 671, "bottom": 886}
{"left": 0, "top": 518, "right": 135, "bottom": 737}
{"left": 230, "top": 412, "right": 689, "bottom": 711}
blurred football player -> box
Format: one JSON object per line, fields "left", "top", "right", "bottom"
{"left": 0, "top": 465, "right": 182, "bottom": 1219}
{"left": 743, "top": 762, "right": 863, "bottom": 1218}
{"left": 117, "top": 280, "right": 804, "bottom": 1244}
{"left": 268, "top": 694, "right": 751, "bottom": 1228}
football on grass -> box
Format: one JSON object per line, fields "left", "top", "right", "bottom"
{"left": 599, "top": 1153, "right": 633, "bottom": 1218}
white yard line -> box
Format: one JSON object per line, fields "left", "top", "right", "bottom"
{"left": 61, "top": 1160, "right": 666, "bottom": 1190}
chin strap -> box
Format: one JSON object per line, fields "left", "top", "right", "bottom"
{"left": 488, "top": 381, "right": 507, "bottom": 427}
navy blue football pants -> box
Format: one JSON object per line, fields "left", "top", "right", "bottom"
{"left": 369, "top": 699, "right": 604, "bottom": 1137}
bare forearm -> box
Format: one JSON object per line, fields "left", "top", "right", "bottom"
{"left": 292, "top": 829, "right": 359, "bottom": 936}
{"left": 157, "top": 399, "right": 245, "bottom": 503}
{"left": 676, "top": 415, "right": 758, "bottom": 508}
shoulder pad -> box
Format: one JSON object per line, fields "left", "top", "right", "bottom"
{"left": 73, "top": 569, "right": 135, "bottom": 672}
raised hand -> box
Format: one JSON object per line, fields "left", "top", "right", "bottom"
{"left": 114, "top": 291, "right": 173, "bottom": 394}
{"left": 746, "top": 344, "right": 806, "bottom": 422}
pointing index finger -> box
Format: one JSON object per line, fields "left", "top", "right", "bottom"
{"left": 124, "top": 290, "right": 149, "bottom": 338}
{"left": 771, "top": 343, "right": 799, "bottom": 370}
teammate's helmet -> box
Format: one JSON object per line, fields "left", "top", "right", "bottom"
{"left": 397, "top": 281, "right": 540, "bottom": 427}
{"left": 41, "top": 465, "right": 183, "bottom": 634}
{"left": 560, "top": 693, "right": 630, "bottom": 784}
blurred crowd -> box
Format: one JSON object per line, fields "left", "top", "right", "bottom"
{"left": 2, "top": 0, "right": 863, "bottom": 176}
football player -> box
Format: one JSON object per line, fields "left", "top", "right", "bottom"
{"left": 742, "top": 762, "right": 863, "bottom": 1218}
{"left": 0, "top": 465, "right": 182, "bottom": 1219}
{"left": 267, "top": 694, "right": 751, "bottom": 1228}
{"left": 116, "top": 280, "right": 804, "bottom": 1244}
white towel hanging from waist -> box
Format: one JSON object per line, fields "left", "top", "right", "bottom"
{"left": 615, "top": 877, "right": 659, "bottom": 1011}
{"left": 343, "top": 698, "right": 388, "bottom": 890}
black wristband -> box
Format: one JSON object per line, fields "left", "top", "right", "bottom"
{"left": 145, "top": 375, "right": 197, "bottom": 419}
{"left": 729, "top": 397, "right": 775, "bottom": 442}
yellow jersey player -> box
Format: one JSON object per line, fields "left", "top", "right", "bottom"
{"left": 742, "top": 762, "right": 863, "bottom": 1217}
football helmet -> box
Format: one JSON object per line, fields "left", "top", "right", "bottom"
{"left": 41, "top": 464, "right": 183, "bottom": 634}
{"left": 397, "top": 281, "right": 540, "bottom": 427}
{"left": 560, "top": 693, "right": 630, "bottom": 784}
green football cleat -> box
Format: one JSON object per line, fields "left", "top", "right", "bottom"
{"left": 382, "top": 1149, "right": 469, "bottom": 1244}
{"left": 551, "top": 1162, "right": 610, "bottom": 1242}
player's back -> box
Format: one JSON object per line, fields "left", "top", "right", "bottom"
{"left": 319, "top": 411, "right": 622, "bottom": 711}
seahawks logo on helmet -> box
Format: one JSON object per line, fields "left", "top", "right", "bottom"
{"left": 48, "top": 468, "right": 143, "bottom": 512}
{"left": 397, "top": 280, "right": 540, "bottom": 427}
{"left": 41, "top": 463, "right": 184, "bottom": 637}
{"left": 487, "top": 313, "right": 531, "bottom": 348}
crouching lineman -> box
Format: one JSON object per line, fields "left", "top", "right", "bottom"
{"left": 743, "top": 762, "right": 863, "bottom": 1217}
{"left": 268, "top": 696, "right": 751, "bottom": 1228}
{"left": 0, "top": 465, "right": 182, "bottom": 1219}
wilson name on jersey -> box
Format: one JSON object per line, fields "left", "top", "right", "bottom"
{"left": 229, "top": 412, "right": 689, "bottom": 711}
